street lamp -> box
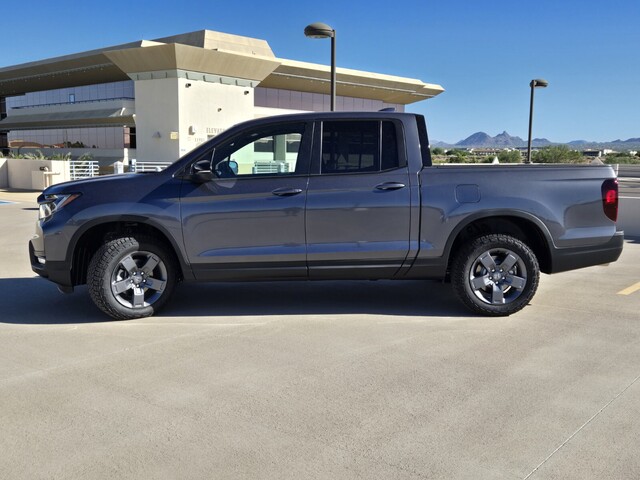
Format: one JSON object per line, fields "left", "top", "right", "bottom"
{"left": 526, "top": 78, "right": 549, "bottom": 163}
{"left": 304, "top": 22, "right": 336, "bottom": 111}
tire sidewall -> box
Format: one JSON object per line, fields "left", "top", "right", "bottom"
{"left": 88, "top": 236, "right": 176, "bottom": 320}
{"left": 452, "top": 234, "right": 540, "bottom": 316}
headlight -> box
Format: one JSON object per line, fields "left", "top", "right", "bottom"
{"left": 38, "top": 193, "right": 81, "bottom": 221}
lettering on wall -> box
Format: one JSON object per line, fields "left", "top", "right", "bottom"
{"left": 206, "top": 127, "right": 225, "bottom": 136}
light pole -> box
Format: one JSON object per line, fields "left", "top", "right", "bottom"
{"left": 526, "top": 78, "right": 549, "bottom": 163}
{"left": 304, "top": 22, "right": 336, "bottom": 111}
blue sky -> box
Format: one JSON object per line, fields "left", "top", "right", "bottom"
{"left": 2, "top": 0, "right": 638, "bottom": 143}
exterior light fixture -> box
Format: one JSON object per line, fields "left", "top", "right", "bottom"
{"left": 304, "top": 22, "right": 336, "bottom": 111}
{"left": 526, "top": 78, "right": 549, "bottom": 164}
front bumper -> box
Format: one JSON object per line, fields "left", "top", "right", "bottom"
{"left": 29, "top": 240, "right": 73, "bottom": 287}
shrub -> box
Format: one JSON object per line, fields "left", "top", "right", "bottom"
{"left": 498, "top": 150, "right": 522, "bottom": 163}
{"left": 50, "top": 152, "right": 73, "bottom": 160}
{"left": 604, "top": 156, "right": 640, "bottom": 165}
{"left": 532, "top": 145, "right": 583, "bottom": 163}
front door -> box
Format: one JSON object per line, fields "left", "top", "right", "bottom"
{"left": 180, "top": 121, "right": 312, "bottom": 280}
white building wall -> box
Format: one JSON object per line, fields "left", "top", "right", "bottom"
{"left": 176, "top": 78, "right": 255, "bottom": 156}
{"left": 133, "top": 77, "right": 181, "bottom": 162}
{"left": 0, "top": 157, "right": 8, "bottom": 188}
{"left": 253, "top": 106, "right": 307, "bottom": 119}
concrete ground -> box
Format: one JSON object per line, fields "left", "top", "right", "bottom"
{"left": 1, "top": 189, "right": 639, "bottom": 479}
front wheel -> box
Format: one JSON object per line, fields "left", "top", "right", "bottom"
{"left": 451, "top": 234, "right": 540, "bottom": 316}
{"left": 88, "top": 236, "right": 177, "bottom": 320}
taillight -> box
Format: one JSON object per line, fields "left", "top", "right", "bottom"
{"left": 602, "top": 179, "right": 618, "bottom": 222}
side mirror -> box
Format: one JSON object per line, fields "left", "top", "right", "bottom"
{"left": 193, "top": 170, "right": 214, "bottom": 183}
{"left": 187, "top": 158, "right": 214, "bottom": 183}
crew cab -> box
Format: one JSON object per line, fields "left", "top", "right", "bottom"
{"left": 30, "top": 112, "right": 624, "bottom": 319}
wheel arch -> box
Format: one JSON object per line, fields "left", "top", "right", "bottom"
{"left": 445, "top": 211, "right": 553, "bottom": 275}
{"left": 68, "top": 216, "right": 191, "bottom": 286}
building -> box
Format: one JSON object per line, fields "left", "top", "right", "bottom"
{"left": 582, "top": 149, "right": 603, "bottom": 158}
{"left": 0, "top": 29, "right": 444, "bottom": 166}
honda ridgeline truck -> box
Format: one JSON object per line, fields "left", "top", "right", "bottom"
{"left": 30, "top": 112, "right": 624, "bottom": 319}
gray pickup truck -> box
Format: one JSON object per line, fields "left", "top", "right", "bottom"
{"left": 30, "top": 111, "right": 623, "bottom": 319}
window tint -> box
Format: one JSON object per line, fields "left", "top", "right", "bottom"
{"left": 321, "top": 120, "right": 400, "bottom": 174}
{"left": 212, "top": 123, "right": 306, "bottom": 177}
{"left": 381, "top": 121, "right": 399, "bottom": 171}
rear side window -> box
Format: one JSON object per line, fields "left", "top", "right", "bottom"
{"left": 321, "top": 120, "right": 402, "bottom": 174}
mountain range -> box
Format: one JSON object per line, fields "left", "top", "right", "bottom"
{"left": 433, "top": 132, "right": 640, "bottom": 150}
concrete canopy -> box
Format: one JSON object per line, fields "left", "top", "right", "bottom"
{"left": 263, "top": 59, "right": 444, "bottom": 104}
{"left": 104, "top": 44, "right": 282, "bottom": 83}
{"left": 0, "top": 42, "right": 149, "bottom": 97}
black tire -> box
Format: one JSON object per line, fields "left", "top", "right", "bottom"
{"left": 88, "top": 236, "right": 177, "bottom": 320}
{"left": 451, "top": 234, "right": 539, "bottom": 316}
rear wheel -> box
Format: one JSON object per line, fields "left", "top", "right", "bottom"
{"left": 88, "top": 236, "right": 177, "bottom": 320}
{"left": 451, "top": 234, "right": 539, "bottom": 316}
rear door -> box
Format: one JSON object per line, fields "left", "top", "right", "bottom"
{"left": 305, "top": 119, "right": 412, "bottom": 279}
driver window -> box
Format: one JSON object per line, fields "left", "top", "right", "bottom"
{"left": 213, "top": 123, "right": 306, "bottom": 178}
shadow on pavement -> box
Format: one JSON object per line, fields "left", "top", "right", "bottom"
{"left": 0, "top": 277, "right": 467, "bottom": 324}
{"left": 163, "top": 279, "right": 467, "bottom": 318}
{"left": 0, "top": 277, "right": 102, "bottom": 324}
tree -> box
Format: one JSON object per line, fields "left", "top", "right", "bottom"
{"left": 497, "top": 150, "right": 522, "bottom": 163}
{"left": 431, "top": 147, "right": 445, "bottom": 156}
{"left": 532, "top": 145, "right": 583, "bottom": 163}
{"left": 446, "top": 149, "right": 469, "bottom": 163}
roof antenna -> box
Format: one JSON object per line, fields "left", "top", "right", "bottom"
{"left": 378, "top": 107, "right": 396, "bottom": 112}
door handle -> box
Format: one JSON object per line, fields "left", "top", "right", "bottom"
{"left": 272, "top": 187, "right": 303, "bottom": 197}
{"left": 375, "top": 182, "right": 406, "bottom": 191}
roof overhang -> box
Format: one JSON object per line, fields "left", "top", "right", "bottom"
{"left": 260, "top": 59, "right": 444, "bottom": 105}
{"left": 0, "top": 41, "right": 157, "bottom": 96}
{"left": 104, "top": 43, "right": 281, "bottom": 82}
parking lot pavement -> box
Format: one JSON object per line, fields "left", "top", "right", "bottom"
{"left": 1, "top": 190, "right": 639, "bottom": 479}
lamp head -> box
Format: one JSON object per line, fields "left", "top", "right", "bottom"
{"left": 530, "top": 78, "right": 549, "bottom": 88}
{"left": 304, "top": 22, "right": 335, "bottom": 38}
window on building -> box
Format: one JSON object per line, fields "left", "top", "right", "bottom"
{"left": 254, "top": 87, "right": 404, "bottom": 113}
{"left": 0, "top": 96, "right": 7, "bottom": 153}
{"left": 124, "top": 127, "right": 136, "bottom": 149}
{"left": 321, "top": 120, "right": 402, "bottom": 174}
{"left": 0, "top": 132, "right": 8, "bottom": 155}
{"left": 8, "top": 126, "right": 126, "bottom": 149}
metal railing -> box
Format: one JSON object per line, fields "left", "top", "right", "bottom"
{"left": 130, "top": 159, "right": 171, "bottom": 173}
{"left": 252, "top": 161, "right": 289, "bottom": 174}
{"left": 618, "top": 165, "right": 640, "bottom": 179}
{"left": 69, "top": 160, "right": 99, "bottom": 180}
